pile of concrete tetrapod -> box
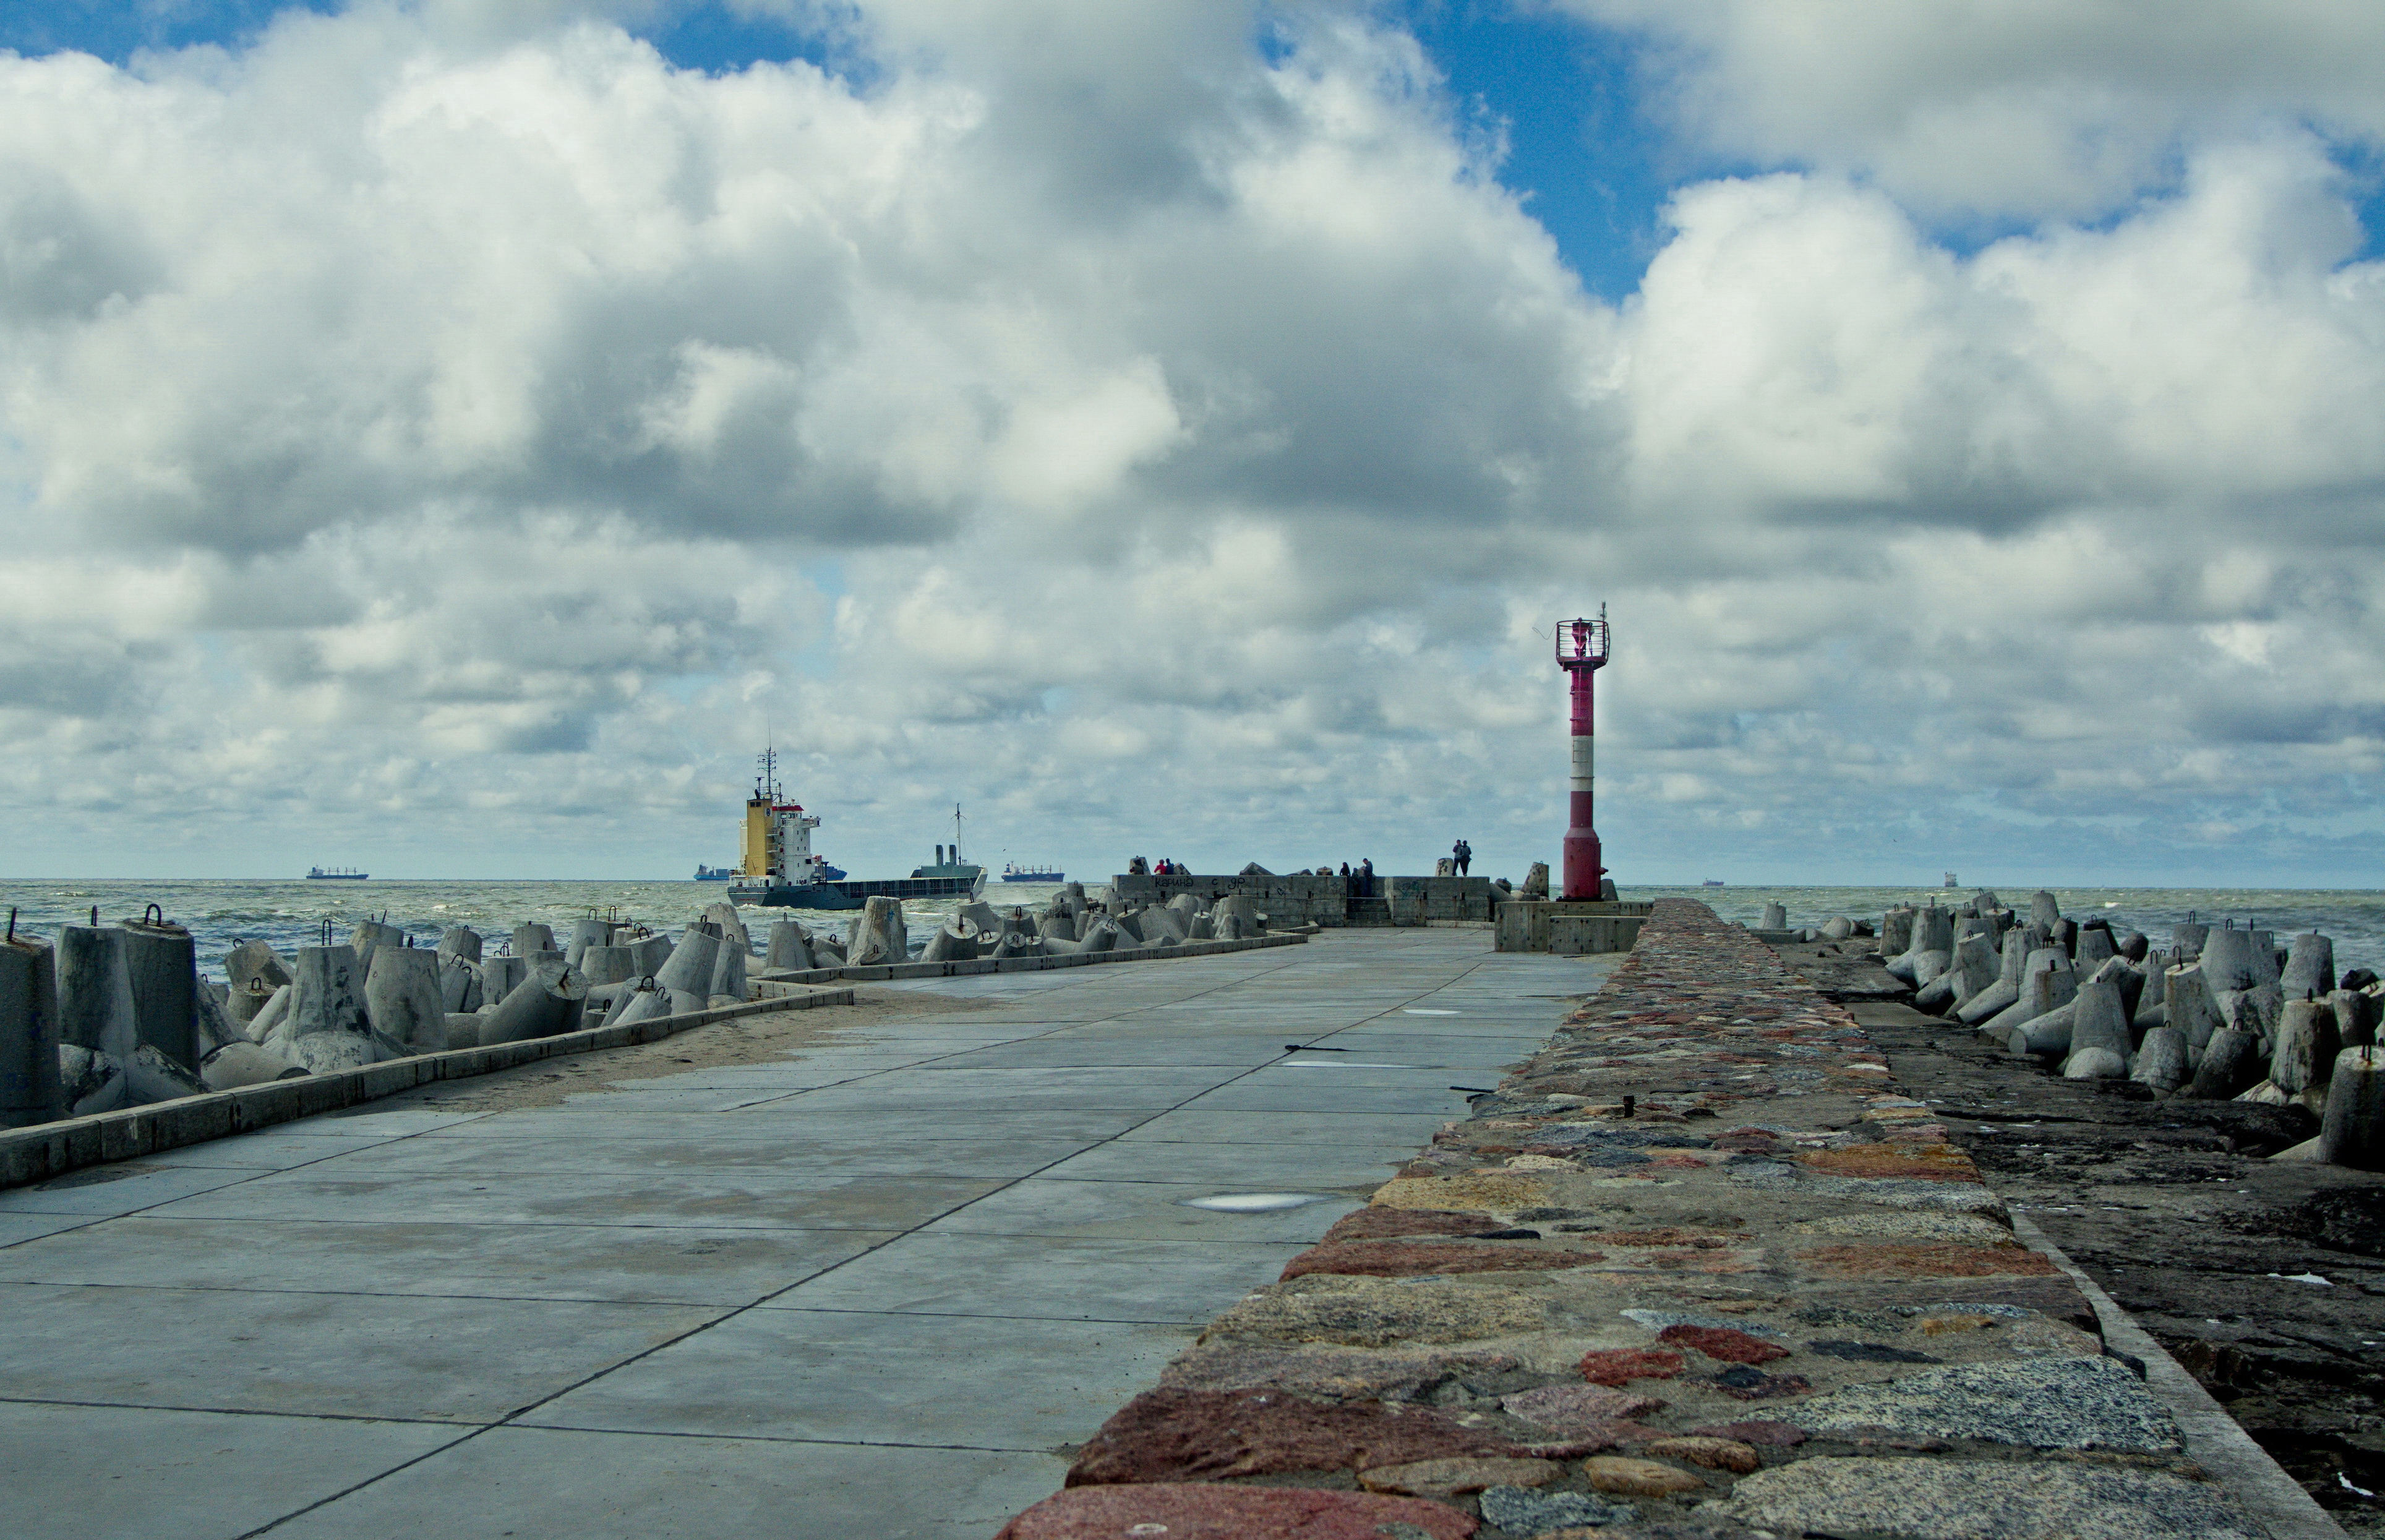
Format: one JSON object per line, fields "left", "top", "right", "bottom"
{"left": 993, "top": 899, "right": 2269, "bottom": 1539}
{"left": 1857, "top": 888, "right": 2385, "bottom": 1169}
{"left": 0, "top": 882, "right": 1290, "bottom": 1131}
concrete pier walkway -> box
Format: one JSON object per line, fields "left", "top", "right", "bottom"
{"left": 0, "top": 930, "right": 1611, "bottom": 1540}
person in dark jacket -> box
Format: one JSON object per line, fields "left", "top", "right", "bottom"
{"left": 1453, "top": 839, "right": 1471, "bottom": 876}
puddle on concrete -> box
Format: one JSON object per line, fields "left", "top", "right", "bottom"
{"left": 1181, "top": 1192, "right": 1332, "bottom": 1212}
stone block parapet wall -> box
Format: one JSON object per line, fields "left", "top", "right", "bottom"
{"left": 1111, "top": 873, "right": 1499, "bottom": 926}
{"left": 0, "top": 985, "right": 853, "bottom": 1192}
{"left": 993, "top": 899, "right": 2302, "bottom": 1540}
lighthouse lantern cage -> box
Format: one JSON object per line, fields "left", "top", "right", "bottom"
{"left": 1556, "top": 612, "right": 1609, "bottom": 670}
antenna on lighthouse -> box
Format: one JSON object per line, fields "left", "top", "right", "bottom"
{"left": 1554, "top": 605, "right": 1611, "bottom": 902}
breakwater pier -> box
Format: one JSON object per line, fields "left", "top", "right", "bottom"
{"left": 0, "top": 897, "right": 2360, "bottom": 1537}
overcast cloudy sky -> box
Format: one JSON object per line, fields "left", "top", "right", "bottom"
{"left": 6, "top": 1, "right": 2385, "bottom": 888}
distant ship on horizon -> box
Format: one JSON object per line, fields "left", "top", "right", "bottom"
{"left": 1001, "top": 862, "right": 1065, "bottom": 883}
{"left": 306, "top": 866, "right": 369, "bottom": 881}
{"left": 694, "top": 864, "right": 736, "bottom": 881}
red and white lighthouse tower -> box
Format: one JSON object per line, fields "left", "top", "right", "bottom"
{"left": 1555, "top": 608, "right": 1611, "bottom": 902}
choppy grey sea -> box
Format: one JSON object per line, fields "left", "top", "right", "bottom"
{"left": 2, "top": 878, "right": 2378, "bottom": 984}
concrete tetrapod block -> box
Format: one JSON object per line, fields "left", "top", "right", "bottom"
{"left": 700, "top": 901, "right": 751, "bottom": 956}
{"left": 437, "top": 925, "right": 483, "bottom": 964}
{"left": 479, "top": 955, "right": 529, "bottom": 1004}
{"left": 2074, "top": 924, "right": 2116, "bottom": 972}
{"left": 199, "top": 1039, "right": 309, "bottom": 1090}
{"left": 1917, "top": 935, "right": 1997, "bottom": 1016}
{"left": 56, "top": 925, "right": 139, "bottom": 1070}
{"left": 2062, "top": 980, "right": 2132, "bottom": 1077}
{"left": 954, "top": 902, "right": 1003, "bottom": 938}
{"left": 225, "top": 939, "right": 292, "bottom": 1002}
{"left": 705, "top": 936, "right": 748, "bottom": 1001}
{"left": 1982, "top": 950, "right": 2075, "bottom": 1039}
{"left": 1140, "top": 905, "right": 1191, "bottom": 944}
{"left": 1956, "top": 933, "right": 2031, "bottom": 1025}
{"left": 283, "top": 1029, "right": 383, "bottom": 1075}
{"left": 437, "top": 952, "right": 482, "bottom": 1012}
{"left": 764, "top": 922, "right": 813, "bottom": 971}
{"left": 1189, "top": 913, "right": 1216, "bottom": 940}
{"left": 1079, "top": 919, "right": 1120, "bottom": 955}
{"left": 2272, "top": 998, "right": 2340, "bottom": 1094}
{"left": 2029, "top": 889, "right": 2062, "bottom": 927}
{"left": 511, "top": 923, "right": 556, "bottom": 958}
{"left": 578, "top": 944, "right": 639, "bottom": 988}
{"left": 918, "top": 926, "right": 969, "bottom": 964}
{"left": 630, "top": 933, "right": 674, "bottom": 975}
{"left": 2008, "top": 1000, "right": 2078, "bottom": 1059}
{"left": 564, "top": 918, "right": 609, "bottom": 969}
{"left": 364, "top": 945, "right": 450, "bottom": 1056}
{"left": 2185, "top": 1027, "right": 2262, "bottom": 1100}
{"left": 349, "top": 919, "right": 408, "bottom": 970}
{"left": 845, "top": 897, "right": 908, "bottom": 968}
{"left": 2283, "top": 933, "right": 2336, "bottom": 998}
{"left": 2319, "top": 1047, "right": 2385, "bottom": 1167}
{"left": 122, "top": 1044, "right": 203, "bottom": 1106}
{"left": 2133, "top": 1026, "right": 2191, "bottom": 1092}
{"left": 1038, "top": 914, "right": 1078, "bottom": 945}
{"left": 244, "top": 984, "right": 292, "bottom": 1045}
{"left": 1879, "top": 906, "right": 1914, "bottom": 958}
{"left": 2328, "top": 989, "right": 2378, "bottom": 1049}
{"left": 2086, "top": 956, "right": 2146, "bottom": 1025}
{"left": 1760, "top": 902, "right": 1788, "bottom": 931}
{"left": 0, "top": 935, "right": 66, "bottom": 1127}
{"left": 654, "top": 928, "right": 721, "bottom": 996}
{"left": 479, "top": 960, "right": 589, "bottom": 1046}
{"left": 609, "top": 981, "right": 672, "bottom": 1029}
{"left": 195, "top": 984, "right": 240, "bottom": 1058}
{"left": 2134, "top": 958, "right": 2173, "bottom": 1032}
{"left": 1820, "top": 915, "right": 1855, "bottom": 941}
{"left": 1909, "top": 949, "right": 1951, "bottom": 988}
{"left": 2249, "top": 928, "right": 2281, "bottom": 988}
{"left": 2201, "top": 927, "right": 2258, "bottom": 991}
{"left": 117, "top": 917, "right": 200, "bottom": 1072}
{"left": 2166, "top": 965, "right": 2229, "bottom": 1054}
{"left": 58, "top": 1043, "right": 126, "bottom": 1116}
{"left": 275, "top": 946, "right": 372, "bottom": 1045}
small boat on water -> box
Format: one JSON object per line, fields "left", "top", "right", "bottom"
{"left": 1001, "top": 862, "right": 1065, "bottom": 883}
{"left": 306, "top": 866, "right": 369, "bottom": 881}
{"left": 1701, "top": 879, "right": 1724, "bottom": 888}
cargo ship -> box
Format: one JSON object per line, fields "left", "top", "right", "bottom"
{"left": 306, "top": 866, "right": 369, "bottom": 881}
{"left": 725, "top": 751, "right": 985, "bottom": 910}
{"left": 1001, "top": 862, "right": 1064, "bottom": 882}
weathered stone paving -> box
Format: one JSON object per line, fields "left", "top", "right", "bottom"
{"left": 998, "top": 900, "right": 2282, "bottom": 1539}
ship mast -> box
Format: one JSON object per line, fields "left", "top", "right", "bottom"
{"left": 952, "top": 803, "right": 964, "bottom": 864}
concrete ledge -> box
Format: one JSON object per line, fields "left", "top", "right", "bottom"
{"left": 753, "top": 929, "right": 1308, "bottom": 990}
{"left": 2014, "top": 1213, "right": 2349, "bottom": 1540}
{"left": 0, "top": 985, "right": 854, "bottom": 1192}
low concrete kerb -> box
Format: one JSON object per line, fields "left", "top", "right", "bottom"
{"left": 2013, "top": 1212, "right": 2349, "bottom": 1540}
{"left": 0, "top": 985, "right": 854, "bottom": 1192}
{"left": 753, "top": 928, "right": 1310, "bottom": 988}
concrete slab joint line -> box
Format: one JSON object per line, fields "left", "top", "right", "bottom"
{"left": 988, "top": 900, "right": 2324, "bottom": 1540}
{"left": 0, "top": 989, "right": 855, "bottom": 1191}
